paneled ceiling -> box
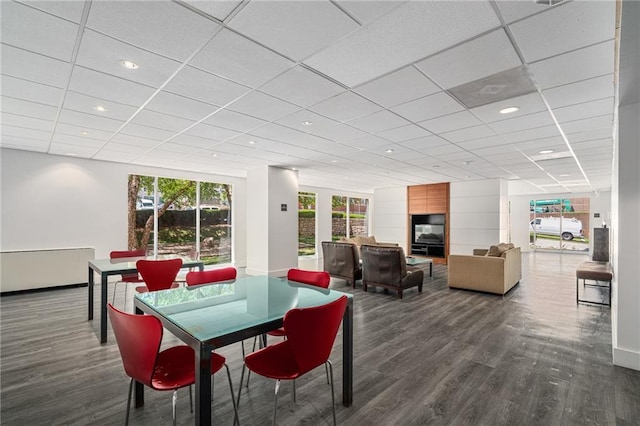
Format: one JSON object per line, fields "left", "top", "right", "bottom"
{"left": 0, "top": 0, "right": 618, "bottom": 193}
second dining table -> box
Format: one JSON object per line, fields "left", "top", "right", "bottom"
{"left": 134, "top": 275, "right": 354, "bottom": 426}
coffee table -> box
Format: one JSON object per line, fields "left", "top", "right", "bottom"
{"left": 406, "top": 256, "right": 433, "bottom": 277}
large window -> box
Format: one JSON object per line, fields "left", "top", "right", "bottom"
{"left": 331, "top": 195, "right": 370, "bottom": 240}
{"left": 128, "top": 175, "right": 232, "bottom": 266}
{"left": 529, "top": 197, "right": 589, "bottom": 253}
{"left": 298, "top": 192, "right": 316, "bottom": 256}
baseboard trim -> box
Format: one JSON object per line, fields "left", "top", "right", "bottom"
{"left": 1, "top": 282, "right": 88, "bottom": 296}
{"left": 613, "top": 346, "right": 640, "bottom": 371}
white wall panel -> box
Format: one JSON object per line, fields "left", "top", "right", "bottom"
{"left": 372, "top": 187, "right": 407, "bottom": 250}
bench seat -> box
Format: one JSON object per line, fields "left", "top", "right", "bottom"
{"left": 576, "top": 261, "right": 612, "bottom": 306}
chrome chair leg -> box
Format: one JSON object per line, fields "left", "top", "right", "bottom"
{"left": 125, "top": 378, "right": 133, "bottom": 426}
{"left": 223, "top": 363, "right": 240, "bottom": 426}
{"left": 172, "top": 389, "right": 178, "bottom": 426}
{"left": 325, "top": 363, "right": 330, "bottom": 384}
{"left": 273, "top": 379, "right": 281, "bottom": 426}
{"left": 189, "top": 385, "right": 193, "bottom": 413}
{"left": 236, "top": 361, "right": 246, "bottom": 410}
{"left": 327, "top": 360, "right": 336, "bottom": 426}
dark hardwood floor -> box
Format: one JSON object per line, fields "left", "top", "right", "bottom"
{"left": 1, "top": 252, "right": 639, "bottom": 425}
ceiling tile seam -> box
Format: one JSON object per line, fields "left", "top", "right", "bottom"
{"left": 539, "top": 72, "right": 615, "bottom": 93}
{"left": 172, "top": 0, "right": 225, "bottom": 25}
{"left": 91, "top": 24, "right": 230, "bottom": 160}
{"left": 486, "top": 3, "right": 595, "bottom": 191}
{"left": 489, "top": 0, "right": 574, "bottom": 27}
{"left": 514, "top": 146, "right": 571, "bottom": 192}
{"left": 13, "top": 0, "right": 83, "bottom": 24}
{"left": 328, "top": 0, "right": 364, "bottom": 26}
{"left": 45, "top": 0, "right": 92, "bottom": 154}
{"left": 527, "top": 38, "right": 616, "bottom": 66}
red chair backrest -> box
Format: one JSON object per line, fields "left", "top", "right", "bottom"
{"left": 287, "top": 268, "right": 330, "bottom": 288}
{"left": 283, "top": 295, "right": 347, "bottom": 376}
{"left": 185, "top": 267, "right": 237, "bottom": 286}
{"left": 108, "top": 303, "right": 161, "bottom": 386}
{"left": 110, "top": 249, "right": 146, "bottom": 281}
{"left": 136, "top": 259, "right": 182, "bottom": 291}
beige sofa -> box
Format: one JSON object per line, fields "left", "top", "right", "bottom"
{"left": 448, "top": 245, "right": 522, "bottom": 295}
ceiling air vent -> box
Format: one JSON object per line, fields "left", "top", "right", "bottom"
{"left": 448, "top": 66, "right": 537, "bottom": 108}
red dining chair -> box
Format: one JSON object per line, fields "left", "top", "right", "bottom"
{"left": 134, "top": 258, "right": 182, "bottom": 293}
{"left": 110, "top": 249, "right": 146, "bottom": 306}
{"left": 108, "top": 304, "right": 239, "bottom": 426}
{"left": 237, "top": 296, "right": 347, "bottom": 426}
{"left": 185, "top": 266, "right": 237, "bottom": 286}
{"left": 244, "top": 269, "right": 332, "bottom": 388}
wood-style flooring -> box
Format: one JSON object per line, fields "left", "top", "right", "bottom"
{"left": 1, "top": 251, "right": 639, "bottom": 425}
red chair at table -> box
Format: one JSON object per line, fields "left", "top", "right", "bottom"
{"left": 244, "top": 268, "right": 332, "bottom": 387}
{"left": 185, "top": 266, "right": 237, "bottom": 286}
{"left": 110, "top": 249, "right": 146, "bottom": 306}
{"left": 237, "top": 296, "right": 347, "bottom": 426}
{"left": 134, "top": 259, "right": 182, "bottom": 293}
{"left": 108, "top": 304, "right": 239, "bottom": 426}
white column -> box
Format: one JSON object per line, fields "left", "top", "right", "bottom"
{"left": 245, "top": 166, "right": 299, "bottom": 276}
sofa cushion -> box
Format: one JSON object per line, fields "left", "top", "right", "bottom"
{"left": 353, "top": 235, "right": 377, "bottom": 246}
{"left": 487, "top": 245, "right": 506, "bottom": 257}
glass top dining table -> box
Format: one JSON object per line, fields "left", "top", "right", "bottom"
{"left": 133, "top": 275, "right": 354, "bottom": 426}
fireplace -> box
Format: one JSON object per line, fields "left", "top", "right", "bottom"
{"left": 411, "top": 214, "right": 445, "bottom": 257}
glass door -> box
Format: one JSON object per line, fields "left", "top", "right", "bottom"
{"left": 529, "top": 197, "right": 589, "bottom": 253}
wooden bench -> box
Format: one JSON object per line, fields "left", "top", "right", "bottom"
{"left": 576, "top": 261, "right": 613, "bottom": 306}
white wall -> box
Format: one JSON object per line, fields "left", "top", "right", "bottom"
{"left": 371, "top": 187, "right": 407, "bottom": 251}
{"left": 0, "top": 148, "right": 247, "bottom": 263}
{"left": 450, "top": 179, "right": 507, "bottom": 254}
{"left": 612, "top": 101, "right": 640, "bottom": 370}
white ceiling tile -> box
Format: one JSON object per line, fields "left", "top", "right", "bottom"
{"left": 426, "top": 143, "right": 465, "bottom": 156}
{"left": 0, "top": 45, "right": 70, "bottom": 88}
{"left": 274, "top": 109, "right": 339, "bottom": 133}
{"left": 1, "top": 1, "right": 78, "bottom": 61}
{"left": 110, "top": 133, "right": 163, "bottom": 149}
{"left": 0, "top": 135, "right": 48, "bottom": 151}
{"left": 191, "top": 29, "right": 294, "bottom": 88}
{"left": 119, "top": 123, "right": 174, "bottom": 142}
{"left": 335, "top": 1, "right": 403, "bottom": 24}
{"left": 58, "top": 108, "right": 123, "bottom": 132}
{"left": 309, "top": 123, "right": 368, "bottom": 142}
{"left": 86, "top": 1, "right": 220, "bottom": 61}
{"left": 502, "top": 124, "right": 561, "bottom": 143}
{"left": 51, "top": 134, "right": 105, "bottom": 148}
{"left": 458, "top": 135, "right": 510, "bottom": 150}
{"left": 94, "top": 144, "right": 149, "bottom": 157}
{"left": 391, "top": 91, "right": 464, "bottom": 122}
{"left": 308, "top": 91, "right": 381, "bottom": 122}
{"left": 419, "top": 110, "right": 482, "bottom": 134}
{"left": 69, "top": 67, "right": 156, "bottom": 107}
{"left": 2, "top": 124, "right": 51, "bottom": 141}
{"left": 182, "top": 0, "right": 243, "bottom": 22}
{"left": 398, "top": 135, "right": 451, "bottom": 151}
{"left": 145, "top": 91, "right": 219, "bottom": 121}
{"left": 186, "top": 123, "right": 240, "bottom": 142}
{"left": 1, "top": 112, "right": 53, "bottom": 132}
{"left": 164, "top": 66, "right": 250, "bottom": 106}
{"left": 566, "top": 127, "right": 613, "bottom": 144}
{"left": 560, "top": 114, "right": 613, "bottom": 135}
{"left": 75, "top": 30, "right": 183, "bottom": 88}
{"left": 554, "top": 98, "right": 615, "bottom": 124}
{"left": 441, "top": 124, "right": 496, "bottom": 143}
{"left": 259, "top": 66, "right": 345, "bottom": 107}
{"left": 490, "top": 110, "right": 554, "bottom": 134}
{"left": 470, "top": 92, "right": 547, "bottom": 123}
{"left": 304, "top": 1, "right": 501, "bottom": 87}
{"left": 343, "top": 134, "right": 389, "bottom": 151}
{"left": 347, "top": 110, "right": 410, "bottom": 133}
{"left": 170, "top": 134, "right": 216, "bottom": 150}
{"left": 248, "top": 123, "right": 306, "bottom": 144}
{"left": 375, "top": 124, "right": 431, "bottom": 143}
{"left": 0, "top": 96, "right": 58, "bottom": 121}
{"left": 1, "top": 75, "right": 63, "bottom": 106}
{"left": 509, "top": 1, "right": 616, "bottom": 62}
{"left": 203, "top": 109, "right": 267, "bottom": 132}
{"left": 416, "top": 29, "right": 521, "bottom": 90}
{"left": 63, "top": 92, "right": 138, "bottom": 121}
{"left": 129, "top": 110, "right": 195, "bottom": 133}
{"left": 529, "top": 41, "right": 615, "bottom": 90}
{"left": 543, "top": 74, "right": 614, "bottom": 109}
{"left": 228, "top": 0, "right": 358, "bottom": 61}
{"left": 226, "top": 91, "right": 301, "bottom": 122}
{"left": 354, "top": 66, "right": 440, "bottom": 107}
{"left": 54, "top": 123, "right": 113, "bottom": 141}
{"left": 495, "top": 1, "right": 562, "bottom": 24}
{"left": 21, "top": 1, "right": 85, "bottom": 23}
{"left": 48, "top": 143, "right": 100, "bottom": 158}
{"left": 155, "top": 142, "right": 202, "bottom": 155}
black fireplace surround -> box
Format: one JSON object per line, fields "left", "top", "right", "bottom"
{"left": 411, "top": 214, "right": 445, "bottom": 257}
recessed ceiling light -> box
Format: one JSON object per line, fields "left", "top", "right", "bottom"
{"left": 539, "top": 149, "right": 554, "bottom": 154}
{"left": 248, "top": 140, "right": 256, "bottom": 145}
{"left": 331, "top": 160, "right": 338, "bottom": 163}
{"left": 80, "top": 131, "right": 89, "bottom": 136}
{"left": 301, "top": 121, "right": 312, "bottom": 126}
{"left": 94, "top": 105, "right": 108, "bottom": 112}
{"left": 559, "top": 173, "right": 571, "bottom": 177}
{"left": 119, "top": 60, "right": 139, "bottom": 70}
{"left": 210, "top": 153, "right": 217, "bottom": 157}
{"left": 292, "top": 167, "right": 297, "bottom": 171}
{"left": 65, "top": 153, "right": 77, "bottom": 156}
{"left": 385, "top": 149, "right": 394, "bottom": 153}
{"left": 499, "top": 106, "right": 520, "bottom": 114}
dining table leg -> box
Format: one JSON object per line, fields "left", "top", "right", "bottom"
{"left": 88, "top": 266, "right": 94, "bottom": 320}
{"left": 342, "top": 298, "right": 353, "bottom": 406}
{"left": 101, "top": 272, "right": 108, "bottom": 343}
{"left": 195, "top": 343, "right": 213, "bottom": 425}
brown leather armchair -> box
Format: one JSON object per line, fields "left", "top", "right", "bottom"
{"left": 361, "top": 245, "right": 424, "bottom": 299}
{"left": 321, "top": 241, "right": 362, "bottom": 288}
